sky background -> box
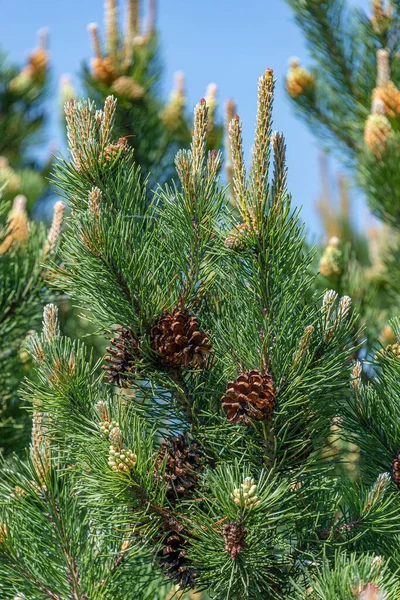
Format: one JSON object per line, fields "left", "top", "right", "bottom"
{"left": 0, "top": 0, "right": 371, "bottom": 235}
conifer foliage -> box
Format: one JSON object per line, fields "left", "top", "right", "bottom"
{"left": 1, "top": 68, "right": 398, "bottom": 599}
{"left": 0, "top": 197, "right": 63, "bottom": 455}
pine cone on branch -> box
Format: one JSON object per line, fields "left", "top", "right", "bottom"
{"left": 221, "top": 369, "right": 276, "bottom": 424}
{"left": 150, "top": 309, "right": 211, "bottom": 368}
{"left": 155, "top": 434, "right": 203, "bottom": 499}
{"left": 102, "top": 327, "right": 139, "bottom": 386}
{"left": 156, "top": 516, "right": 198, "bottom": 589}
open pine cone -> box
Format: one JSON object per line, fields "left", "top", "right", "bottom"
{"left": 392, "top": 452, "right": 400, "bottom": 488}
{"left": 221, "top": 369, "right": 276, "bottom": 424}
{"left": 155, "top": 434, "right": 203, "bottom": 499}
{"left": 150, "top": 309, "right": 211, "bottom": 368}
{"left": 102, "top": 327, "right": 139, "bottom": 386}
{"left": 156, "top": 516, "right": 198, "bottom": 589}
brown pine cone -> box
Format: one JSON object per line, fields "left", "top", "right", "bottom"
{"left": 155, "top": 434, "right": 203, "bottom": 499}
{"left": 392, "top": 452, "right": 400, "bottom": 488}
{"left": 221, "top": 369, "right": 276, "bottom": 424}
{"left": 156, "top": 516, "right": 198, "bottom": 589}
{"left": 102, "top": 328, "right": 139, "bottom": 386}
{"left": 151, "top": 309, "right": 211, "bottom": 369}
{"left": 223, "top": 521, "right": 247, "bottom": 559}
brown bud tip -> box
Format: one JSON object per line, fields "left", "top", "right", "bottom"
{"left": 234, "top": 114, "right": 240, "bottom": 121}
{"left": 210, "top": 149, "right": 218, "bottom": 157}
{"left": 200, "top": 97, "right": 206, "bottom": 104}
{"left": 69, "top": 99, "right": 74, "bottom": 106}
{"left": 266, "top": 68, "right": 273, "bottom": 78}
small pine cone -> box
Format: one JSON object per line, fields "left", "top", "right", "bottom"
{"left": 364, "top": 113, "right": 393, "bottom": 156}
{"left": 223, "top": 521, "right": 247, "bottom": 559}
{"left": 392, "top": 453, "right": 400, "bottom": 488}
{"left": 151, "top": 309, "right": 211, "bottom": 369}
{"left": 111, "top": 75, "right": 145, "bottom": 100}
{"left": 221, "top": 369, "right": 276, "bottom": 424}
{"left": 224, "top": 223, "right": 252, "bottom": 250}
{"left": 104, "top": 137, "right": 129, "bottom": 162}
{"left": 155, "top": 434, "right": 203, "bottom": 499}
{"left": 286, "top": 59, "right": 315, "bottom": 98}
{"left": 156, "top": 517, "right": 198, "bottom": 589}
{"left": 102, "top": 327, "right": 139, "bottom": 386}
{"left": 373, "top": 82, "right": 399, "bottom": 118}
{"left": 91, "top": 57, "right": 118, "bottom": 86}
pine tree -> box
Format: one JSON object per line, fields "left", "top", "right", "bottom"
{"left": 284, "top": 0, "right": 400, "bottom": 362}
{"left": 82, "top": 0, "right": 223, "bottom": 191}
{"left": 1, "top": 70, "right": 397, "bottom": 599}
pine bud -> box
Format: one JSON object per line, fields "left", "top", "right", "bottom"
{"left": 228, "top": 114, "right": 251, "bottom": 225}
{"left": 250, "top": 69, "right": 275, "bottom": 217}
{"left": 366, "top": 472, "right": 391, "bottom": 509}
{"left": 322, "top": 289, "right": 338, "bottom": 329}
{"left": 376, "top": 49, "right": 390, "bottom": 88}
{"left": 373, "top": 79, "right": 399, "bottom": 118}
{"left": 293, "top": 325, "right": 314, "bottom": 366}
{"left": 42, "top": 304, "right": 60, "bottom": 344}
{"left": 105, "top": 0, "right": 119, "bottom": 57}
{"left": 96, "top": 400, "right": 119, "bottom": 436}
{"left": 205, "top": 82, "right": 218, "bottom": 144}
{"left": 100, "top": 95, "right": 118, "bottom": 148}
{"left": 125, "top": 0, "right": 140, "bottom": 54}
{"left": 96, "top": 400, "right": 111, "bottom": 422}
{"left": 111, "top": 76, "right": 145, "bottom": 100}
{"left": 371, "top": 0, "right": 391, "bottom": 34}
{"left": 0, "top": 195, "right": 29, "bottom": 254}
{"left": 91, "top": 56, "right": 118, "bottom": 85}
{"left": 44, "top": 201, "right": 64, "bottom": 255}
{"left": 286, "top": 57, "right": 315, "bottom": 98}
{"left": 31, "top": 400, "right": 51, "bottom": 485}
{"left": 87, "top": 22, "right": 103, "bottom": 59}
{"left": 109, "top": 426, "right": 122, "bottom": 450}
{"left": 336, "top": 295, "right": 352, "bottom": 323}
{"left": 365, "top": 99, "right": 393, "bottom": 157}
{"left": 351, "top": 360, "right": 362, "bottom": 393}
{"left": 160, "top": 72, "right": 186, "bottom": 131}
{"left": 28, "top": 28, "right": 48, "bottom": 82}
{"left": 319, "top": 236, "right": 343, "bottom": 278}
{"left": 232, "top": 477, "right": 260, "bottom": 509}
{"left": 191, "top": 99, "right": 209, "bottom": 178}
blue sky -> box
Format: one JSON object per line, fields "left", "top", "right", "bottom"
{"left": 0, "top": 0, "right": 371, "bottom": 235}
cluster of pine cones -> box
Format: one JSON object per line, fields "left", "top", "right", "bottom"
{"left": 102, "top": 308, "right": 211, "bottom": 385}
{"left": 153, "top": 435, "right": 203, "bottom": 587}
